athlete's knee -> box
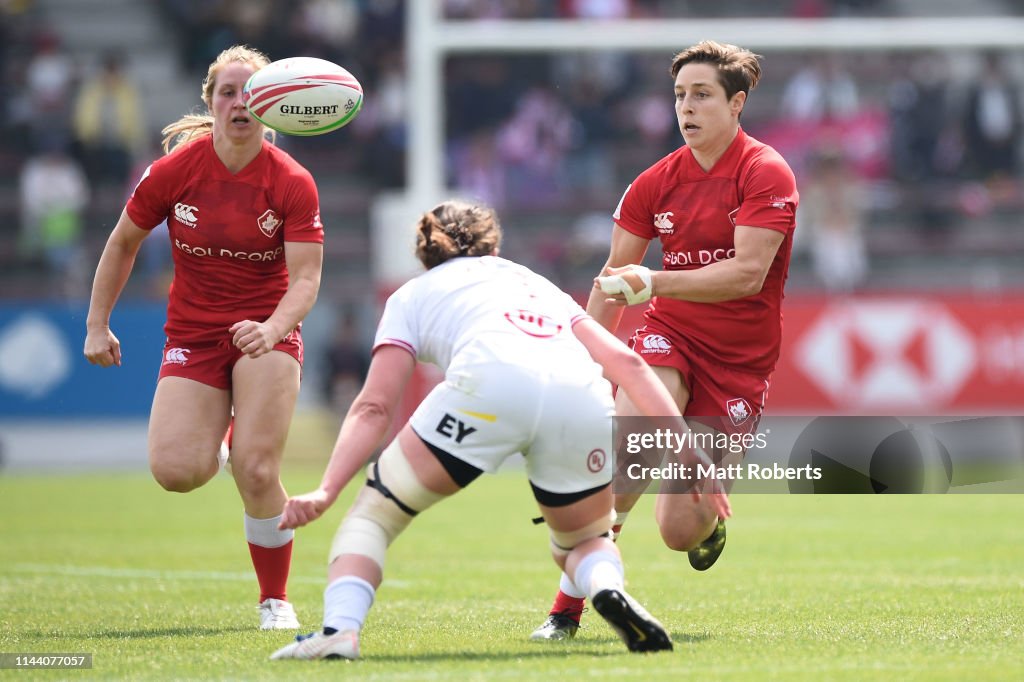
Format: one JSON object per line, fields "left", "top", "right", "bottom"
{"left": 657, "top": 507, "right": 718, "bottom": 552}
{"left": 231, "top": 457, "right": 281, "bottom": 496}
{"left": 150, "top": 460, "right": 205, "bottom": 493}
{"left": 329, "top": 439, "right": 446, "bottom": 568}
{"left": 548, "top": 508, "right": 617, "bottom": 567}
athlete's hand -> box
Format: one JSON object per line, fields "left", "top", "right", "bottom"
{"left": 704, "top": 491, "right": 732, "bottom": 520}
{"left": 84, "top": 327, "right": 122, "bottom": 367}
{"left": 692, "top": 475, "right": 732, "bottom": 520}
{"left": 229, "top": 320, "right": 280, "bottom": 358}
{"left": 279, "top": 488, "right": 333, "bottom": 529}
{"left": 596, "top": 264, "right": 653, "bottom": 305}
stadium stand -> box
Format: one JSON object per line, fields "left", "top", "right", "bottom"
{"left": 2, "top": 0, "right": 1022, "bottom": 301}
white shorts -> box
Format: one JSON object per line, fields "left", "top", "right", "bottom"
{"left": 409, "top": 343, "right": 614, "bottom": 495}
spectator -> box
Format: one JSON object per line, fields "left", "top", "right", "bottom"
{"left": 797, "top": 149, "right": 868, "bottom": 292}
{"left": 962, "top": 51, "right": 1022, "bottom": 183}
{"left": 22, "top": 31, "right": 75, "bottom": 147}
{"left": 780, "top": 54, "right": 860, "bottom": 123}
{"left": 888, "top": 53, "right": 957, "bottom": 182}
{"left": 18, "top": 136, "right": 90, "bottom": 294}
{"left": 496, "top": 86, "right": 577, "bottom": 206}
{"left": 323, "top": 314, "right": 369, "bottom": 419}
{"left": 291, "top": 0, "right": 359, "bottom": 63}
{"left": 560, "top": 0, "right": 631, "bottom": 19}
{"left": 564, "top": 78, "right": 618, "bottom": 198}
{"left": 447, "top": 58, "right": 517, "bottom": 138}
{"left": 887, "top": 52, "right": 961, "bottom": 234}
{"left": 357, "top": 50, "right": 406, "bottom": 188}
{"left": 73, "top": 51, "right": 145, "bottom": 188}
{"left": 451, "top": 130, "right": 506, "bottom": 208}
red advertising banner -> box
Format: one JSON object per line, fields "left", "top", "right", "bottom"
{"left": 619, "top": 293, "right": 1024, "bottom": 414}
{"left": 767, "top": 294, "right": 1024, "bottom": 415}
{"left": 392, "top": 292, "right": 1024, "bottom": 427}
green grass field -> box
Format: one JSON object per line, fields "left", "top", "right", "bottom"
{"left": 1, "top": 466, "right": 1022, "bottom": 681}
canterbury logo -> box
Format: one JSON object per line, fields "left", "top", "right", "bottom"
{"left": 640, "top": 334, "right": 671, "bottom": 354}
{"left": 163, "top": 347, "right": 190, "bottom": 365}
{"left": 653, "top": 211, "right": 674, "bottom": 234}
{"left": 174, "top": 203, "right": 199, "bottom": 228}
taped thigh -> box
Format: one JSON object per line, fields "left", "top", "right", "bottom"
{"left": 368, "top": 437, "right": 447, "bottom": 514}
{"left": 328, "top": 439, "right": 445, "bottom": 566}
{"left": 549, "top": 508, "right": 616, "bottom": 560}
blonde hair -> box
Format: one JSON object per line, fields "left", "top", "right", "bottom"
{"left": 161, "top": 44, "right": 273, "bottom": 153}
{"left": 415, "top": 200, "right": 503, "bottom": 270}
{"left": 670, "top": 40, "right": 763, "bottom": 101}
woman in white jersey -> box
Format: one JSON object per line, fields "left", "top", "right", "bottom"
{"left": 270, "top": 200, "right": 731, "bottom": 660}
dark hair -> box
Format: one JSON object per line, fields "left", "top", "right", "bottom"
{"left": 670, "top": 40, "right": 762, "bottom": 101}
{"left": 415, "top": 200, "right": 502, "bottom": 270}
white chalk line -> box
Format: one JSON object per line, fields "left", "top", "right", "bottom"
{"left": 4, "top": 563, "right": 411, "bottom": 588}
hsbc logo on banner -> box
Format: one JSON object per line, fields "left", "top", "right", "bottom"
{"left": 794, "top": 301, "right": 976, "bottom": 408}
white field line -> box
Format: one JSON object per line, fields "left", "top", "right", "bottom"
{"left": 4, "top": 563, "right": 411, "bottom": 588}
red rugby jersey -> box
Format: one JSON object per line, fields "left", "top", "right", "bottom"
{"left": 613, "top": 128, "right": 798, "bottom": 374}
{"left": 127, "top": 136, "right": 324, "bottom": 344}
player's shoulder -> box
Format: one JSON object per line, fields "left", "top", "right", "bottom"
{"left": 627, "top": 146, "right": 689, "bottom": 197}
{"left": 486, "top": 255, "right": 546, "bottom": 284}
{"left": 134, "top": 136, "right": 206, "bottom": 193}
{"left": 151, "top": 135, "right": 207, "bottom": 173}
{"left": 391, "top": 264, "right": 436, "bottom": 302}
{"left": 738, "top": 131, "right": 794, "bottom": 177}
{"left": 263, "top": 140, "right": 316, "bottom": 183}
{"left": 639, "top": 145, "right": 689, "bottom": 179}
{"left": 491, "top": 256, "right": 570, "bottom": 301}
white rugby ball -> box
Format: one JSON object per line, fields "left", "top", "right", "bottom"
{"left": 243, "top": 57, "right": 363, "bottom": 136}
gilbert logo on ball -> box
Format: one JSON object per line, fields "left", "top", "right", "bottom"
{"left": 243, "top": 56, "right": 363, "bottom": 136}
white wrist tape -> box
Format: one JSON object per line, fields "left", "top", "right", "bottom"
{"left": 597, "top": 265, "right": 653, "bottom": 305}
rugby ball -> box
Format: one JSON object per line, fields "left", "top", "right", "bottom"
{"left": 243, "top": 57, "right": 363, "bottom": 136}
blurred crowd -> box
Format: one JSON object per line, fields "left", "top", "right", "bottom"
{"left": 1, "top": 0, "right": 1022, "bottom": 299}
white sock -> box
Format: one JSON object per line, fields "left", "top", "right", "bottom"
{"left": 244, "top": 513, "right": 293, "bottom": 548}
{"left": 323, "top": 576, "right": 375, "bottom": 633}
{"left": 573, "top": 550, "right": 624, "bottom": 600}
{"left": 559, "top": 571, "right": 586, "bottom": 599}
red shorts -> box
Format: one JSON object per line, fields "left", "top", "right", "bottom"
{"left": 629, "top": 325, "right": 770, "bottom": 436}
{"left": 157, "top": 330, "right": 304, "bottom": 390}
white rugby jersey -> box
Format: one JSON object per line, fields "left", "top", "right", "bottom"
{"left": 374, "top": 256, "right": 594, "bottom": 373}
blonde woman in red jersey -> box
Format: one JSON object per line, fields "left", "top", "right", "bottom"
{"left": 83, "top": 45, "right": 324, "bottom": 630}
{"left": 532, "top": 40, "right": 799, "bottom": 640}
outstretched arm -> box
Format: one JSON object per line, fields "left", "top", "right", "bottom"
{"left": 572, "top": 317, "right": 732, "bottom": 520}
{"left": 599, "top": 226, "right": 784, "bottom": 305}
{"left": 572, "top": 317, "right": 679, "bottom": 419}
{"left": 650, "top": 225, "right": 784, "bottom": 302}
{"left": 280, "top": 345, "right": 417, "bottom": 529}
{"left": 84, "top": 209, "right": 150, "bottom": 367}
